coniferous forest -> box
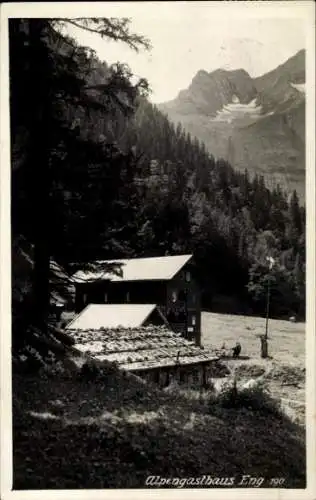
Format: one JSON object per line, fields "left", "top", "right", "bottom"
{"left": 10, "top": 17, "right": 306, "bottom": 340}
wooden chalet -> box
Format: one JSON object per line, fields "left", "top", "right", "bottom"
{"left": 66, "top": 323, "right": 218, "bottom": 388}
{"left": 71, "top": 254, "right": 201, "bottom": 345}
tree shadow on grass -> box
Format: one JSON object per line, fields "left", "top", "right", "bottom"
{"left": 12, "top": 371, "right": 306, "bottom": 490}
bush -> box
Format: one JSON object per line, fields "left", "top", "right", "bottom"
{"left": 234, "top": 363, "right": 266, "bottom": 378}
{"left": 209, "top": 360, "right": 231, "bottom": 377}
{"left": 265, "top": 364, "right": 305, "bottom": 385}
{"left": 78, "top": 358, "right": 121, "bottom": 381}
{"left": 80, "top": 362, "right": 100, "bottom": 381}
{"left": 211, "top": 380, "right": 282, "bottom": 416}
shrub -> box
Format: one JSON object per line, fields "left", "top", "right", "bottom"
{"left": 209, "top": 360, "right": 231, "bottom": 378}
{"left": 234, "top": 363, "right": 266, "bottom": 378}
{"left": 211, "top": 380, "right": 282, "bottom": 416}
{"left": 80, "top": 362, "right": 100, "bottom": 381}
{"left": 265, "top": 364, "right": 305, "bottom": 385}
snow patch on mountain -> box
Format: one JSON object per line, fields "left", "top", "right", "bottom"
{"left": 211, "top": 98, "right": 262, "bottom": 123}
{"left": 290, "top": 83, "right": 305, "bottom": 94}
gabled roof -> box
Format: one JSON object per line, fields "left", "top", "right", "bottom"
{"left": 66, "top": 304, "right": 168, "bottom": 330}
{"left": 71, "top": 254, "right": 193, "bottom": 283}
{"left": 67, "top": 325, "right": 219, "bottom": 372}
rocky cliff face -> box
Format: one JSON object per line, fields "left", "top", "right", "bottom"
{"left": 254, "top": 49, "right": 305, "bottom": 113}
{"left": 166, "top": 68, "right": 257, "bottom": 116}
{"left": 158, "top": 50, "right": 305, "bottom": 200}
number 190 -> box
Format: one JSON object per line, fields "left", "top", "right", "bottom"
{"left": 270, "top": 477, "right": 285, "bottom": 487}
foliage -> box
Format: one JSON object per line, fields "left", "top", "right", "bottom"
{"left": 10, "top": 18, "right": 150, "bottom": 331}
{"left": 57, "top": 17, "right": 151, "bottom": 52}
{"left": 211, "top": 380, "right": 282, "bottom": 416}
{"left": 109, "top": 99, "right": 305, "bottom": 317}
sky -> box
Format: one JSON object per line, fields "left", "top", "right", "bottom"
{"left": 61, "top": 3, "right": 306, "bottom": 103}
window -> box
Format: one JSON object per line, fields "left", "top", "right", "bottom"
{"left": 185, "top": 271, "right": 191, "bottom": 282}
{"left": 83, "top": 293, "right": 87, "bottom": 304}
{"left": 126, "top": 292, "right": 130, "bottom": 303}
{"left": 104, "top": 293, "right": 108, "bottom": 303}
{"left": 193, "top": 369, "right": 199, "bottom": 383}
{"left": 171, "top": 290, "right": 177, "bottom": 303}
{"left": 192, "top": 315, "right": 196, "bottom": 326}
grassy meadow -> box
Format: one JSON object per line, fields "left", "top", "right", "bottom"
{"left": 201, "top": 312, "right": 306, "bottom": 423}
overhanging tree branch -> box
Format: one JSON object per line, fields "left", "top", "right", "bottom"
{"left": 60, "top": 17, "right": 152, "bottom": 52}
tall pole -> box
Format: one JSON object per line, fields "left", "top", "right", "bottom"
{"left": 265, "top": 271, "right": 271, "bottom": 340}
{"left": 261, "top": 256, "right": 274, "bottom": 358}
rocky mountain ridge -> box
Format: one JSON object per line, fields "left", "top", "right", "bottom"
{"left": 158, "top": 49, "right": 305, "bottom": 200}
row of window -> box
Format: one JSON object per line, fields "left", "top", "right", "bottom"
{"left": 82, "top": 290, "right": 195, "bottom": 306}
{"left": 82, "top": 292, "right": 128, "bottom": 304}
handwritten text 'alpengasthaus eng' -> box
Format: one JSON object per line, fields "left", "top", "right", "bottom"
{"left": 145, "top": 475, "right": 286, "bottom": 488}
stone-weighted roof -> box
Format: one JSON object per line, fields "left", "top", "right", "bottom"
{"left": 68, "top": 326, "right": 218, "bottom": 372}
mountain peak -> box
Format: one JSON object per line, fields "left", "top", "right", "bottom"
{"left": 195, "top": 69, "right": 209, "bottom": 79}
{"left": 255, "top": 48, "right": 305, "bottom": 89}
{"left": 254, "top": 47, "right": 305, "bottom": 112}
{"left": 157, "top": 50, "right": 305, "bottom": 199}
{"left": 211, "top": 67, "right": 251, "bottom": 77}
{"left": 168, "top": 66, "right": 257, "bottom": 116}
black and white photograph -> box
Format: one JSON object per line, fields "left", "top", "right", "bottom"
{"left": 1, "top": 1, "right": 315, "bottom": 498}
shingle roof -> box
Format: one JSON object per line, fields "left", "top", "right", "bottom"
{"left": 66, "top": 304, "right": 167, "bottom": 330}
{"left": 67, "top": 326, "right": 218, "bottom": 372}
{"left": 72, "top": 254, "right": 192, "bottom": 283}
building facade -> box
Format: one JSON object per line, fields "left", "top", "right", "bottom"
{"left": 73, "top": 255, "right": 201, "bottom": 345}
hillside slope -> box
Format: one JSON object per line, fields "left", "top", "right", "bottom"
{"left": 13, "top": 359, "right": 305, "bottom": 489}
{"left": 11, "top": 310, "right": 306, "bottom": 489}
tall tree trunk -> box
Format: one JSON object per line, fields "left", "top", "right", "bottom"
{"left": 28, "top": 19, "right": 51, "bottom": 332}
